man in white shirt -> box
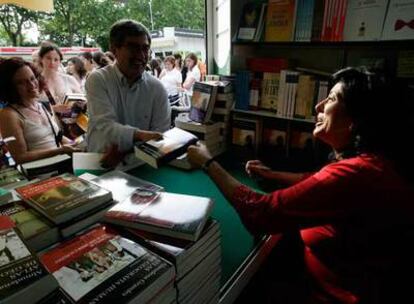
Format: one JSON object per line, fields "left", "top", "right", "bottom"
{"left": 86, "top": 20, "right": 171, "bottom": 166}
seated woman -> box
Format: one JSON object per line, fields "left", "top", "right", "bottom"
{"left": 187, "top": 67, "right": 414, "bottom": 303}
{"left": 0, "top": 58, "right": 79, "bottom": 164}
{"left": 38, "top": 42, "right": 82, "bottom": 113}
{"left": 159, "top": 56, "right": 182, "bottom": 106}
{"left": 182, "top": 52, "right": 201, "bottom": 97}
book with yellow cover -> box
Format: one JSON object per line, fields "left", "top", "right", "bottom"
{"left": 265, "top": 0, "right": 297, "bottom": 42}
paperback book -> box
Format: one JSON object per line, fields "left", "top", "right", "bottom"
{"left": 189, "top": 82, "right": 218, "bottom": 123}
{"left": 15, "top": 173, "right": 112, "bottom": 225}
{"left": 104, "top": 191, "right": 214, "bottom": 241}
{"left": 0, "top": 167, "right": 27, "bottom": 189}
{"left": 0, "top": 201, "right": 59, "bottom": 251}
{"left": 0, "top": 216, "right": 58, "bottom": 304}
{"left": 134, "top": 127, "right": 198, "bottom": 168}
{"left": 39, "top": 225, "right": 175, "bottom": 303}
{"left": 19, "top": 154, "right": 72, "bottom": 180}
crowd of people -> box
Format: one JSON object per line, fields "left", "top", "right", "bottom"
{"left": 1, "top": 18, "right": 414, "bottom": 304}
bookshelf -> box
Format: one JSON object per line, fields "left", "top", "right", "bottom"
{"left": 228, "top": 0, "right": 414, "bottom": 171}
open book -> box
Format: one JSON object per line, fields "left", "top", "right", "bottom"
{"left": 134, "top": 127, "right": 198, "bottom": 168}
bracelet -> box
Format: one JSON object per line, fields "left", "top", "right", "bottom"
{"left": 202, "top": 158, "right": 215, "bottom": 172}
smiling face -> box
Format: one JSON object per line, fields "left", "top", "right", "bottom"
{"left": 41, "top": 50, "right": 61, "bottom": 72}
{"left": 313, "top": 82, "right": 353, "bottom": 151}
{"left": 13, "top": 65, "right": 40, "bottom": 102}
{"left": 185, "top": 57, "right": 195, "bottom": 69}
{"left": 112, "top": 34, "right": 150, "bottom": 82}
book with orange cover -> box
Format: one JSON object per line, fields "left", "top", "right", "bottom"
{"left": 265, "top": 0, "right": 297, "bottom": 42}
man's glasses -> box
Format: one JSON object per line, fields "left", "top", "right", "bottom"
{"left": 122, "top": 43, "right": 152, "bottom": 55}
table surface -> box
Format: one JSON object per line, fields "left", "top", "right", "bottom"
{"left": 128, "top": 160, "right": 260, "bottom": 287}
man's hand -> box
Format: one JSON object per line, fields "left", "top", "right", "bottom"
{"left": 100, "top": 144, "right": 126, "bottom": 169}
{"left": 245, "top": 160, "right": 273, "bottom": 179}
{"left": 134, "top": 130, "right": 163, "bottom": 142}
{"left": 187, "top": 142, "right": 212, "bottom": 168}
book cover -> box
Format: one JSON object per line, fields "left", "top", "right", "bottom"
{"left": 61, "top": 93, "right": 88, "bottom": 140}
{"left": 0, "top": 216, "right": 58, "bottom": 303}
{"left": 39, "top": 225, "right": 175, "bottom": 303}
{"left": 343, "top": 0, "right": 389, "bottom": 41}
{"left": 236, "top": 2, "right": 264, "bottom": 41}
{"left": 0, "top": 201, "right": 59, "bottom": 251}
{"left": 134, "top": 127, "right": 198, "bottom": 169}
{"left": 91, "top": 170, "right": 163, "bottom": 204}
{"left": 175, "top": 113, "right": 222, "bottom": 133}
{"left": 265, "top": 0, "right": 297, "bottom": 42}
{"left": 189, "top": 82, "right": 219, "bottom": 123}
{"left": 104, "top": 192, "right": 214, "bottom": 242}
{"left": 382, "top": 0, "right": 414, "bottom": 40}
{"left": 15, "top": 173, "right": 112, "bottom": 225}
{"left": 261, "top": 72, "right": 280, "bottom": 111}
{"left": 0, "top": 168, "right": 27, "bottom": 189}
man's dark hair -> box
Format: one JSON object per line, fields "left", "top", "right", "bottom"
{"left": 110, "top": 19, "right": 151, "bottom": 49}
{"left": 79, "top": 51, "right": 93, "bottom": 63}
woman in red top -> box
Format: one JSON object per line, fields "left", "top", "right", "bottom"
{"left": 187, "top": 67, "right": 414, "bottom": 303}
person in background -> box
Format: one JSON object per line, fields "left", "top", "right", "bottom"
{"left": 105, "top": 51, "right": 116, "bottom": 64}
{"left": 159, "top": 56, "right": 182, "bottom": 105}
{"left": 182, "top": 52, "right": 201, "bottom": 96}
{"left": 86, "top": 19, "right": 170, "bottom": 167}
{"left": 0, "top": 58, "right": 79, "bottom": 164}
{"left": 31, "top": 50, "right": 41, "bottom": 70}
{"left": 187, "top": 67, "right": 414, "bottom": 303}
{"left": 66, "top": 57, "right": 87, "bottom": 92}
{"left": 92, "top": 51, "right": 110, "bottom": 69}
{"left": 38, "top": 42, "right": 82, "bottom": 113}
{"left": 173, "top": 53, "right": 186, "bottom": 84}
{"left": 149, "top": 58, "right": 162, "bottom": 78}
{"left": 79, "top": 51, "right": 95, "bottom": 78}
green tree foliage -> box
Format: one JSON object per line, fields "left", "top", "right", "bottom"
{"left": 1, "top": 0, "right": 204, "bottom": 48}
{"left": 0, "top": 5, "right": 37, "bottom": 46}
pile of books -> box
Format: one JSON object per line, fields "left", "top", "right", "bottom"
{"left": 1, "top": 170, "right": 220, "bottom": 303}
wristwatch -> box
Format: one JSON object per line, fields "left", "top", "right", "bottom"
{"left": 202, "top": 158, "right": 215, "bottom": 172}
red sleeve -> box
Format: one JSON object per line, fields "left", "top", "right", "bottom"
{"left": 231, "top": 159, "right": 376, "bottom": 234}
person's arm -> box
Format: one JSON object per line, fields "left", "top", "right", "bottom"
{"left": 187, "top": 143, "right": 368, "bottom": 235}
{"left": 159, "top": 69, "right": 167, "bottom": 79}
{"left": 182, "top": 73, "right": 196, "bottom": 90}
{"left": 246, "top": 159, "right": 308, "bottom": 185}
{"left": 0, "top": 109, "right": 78, "bottom": 164}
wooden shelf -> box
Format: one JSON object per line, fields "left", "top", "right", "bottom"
{"left": 232, "top": 40, "right": 414, "bottom": 49}
{"left": 232, "top": 109, "right": 315, "bottom": 124}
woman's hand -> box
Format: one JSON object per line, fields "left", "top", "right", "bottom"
{"left": 187, "top": 142, "right": 212, "bottom": 168}
{"left": 60, "top": 144, "right": 82, "bottom": 154}
{"left": 52, "top": 104, "right": 72, "bottom": 114}
{"left": 134, "top": 130, "right": 163, "bottom": 142}
{"left": 245, "top": 160, "right": 273, "bottom": 179}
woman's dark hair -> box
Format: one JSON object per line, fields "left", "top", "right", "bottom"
{"left": 68, "top": 56, "right": 87, "bottom": 79}
{"left": 38, "top": 41, "right": 63, "bottom": 62}
{"left": 173, "top": 53, "right": 182, "bottom": 69}
{"left": 332, "top": 66, "right": 414, "bottom": 179}
{"left": 79, "top": 51, "right": 93, "bottom": 63}
{"left": 92, "top": 51, "right": 110, "bottom": 69}
{"left": 105, "top": 51, "right": 116, "bottom": 62}
{"left": 150, "top": 58, "right": 162, "bottom": 76}
{"left": 185, "top": 52, "right": 198, "bottom": 70}
{"left": 0, "top": 57, "right": 46, "bottom": 105}
{"left": 109, "top": 19, "right": 151, "bottom": 49}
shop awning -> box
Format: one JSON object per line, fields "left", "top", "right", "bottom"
{"left": 0, "top": 0, "right": 54, "bottom": 12}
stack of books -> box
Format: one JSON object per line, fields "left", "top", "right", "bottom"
{"left": 175, "top": 113, "right": 223, "bottom": 157}
{"left": 10, "top": 173, "right": 115, "bottom": 250}
{"left": 0, "top": 215, "right": 59, "bottom": 303}
{"left": 38, "top": 224, "right": 176, "bottom": 303}
{"left": 127, "top": 219, "right": 221, "bottom": 303}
